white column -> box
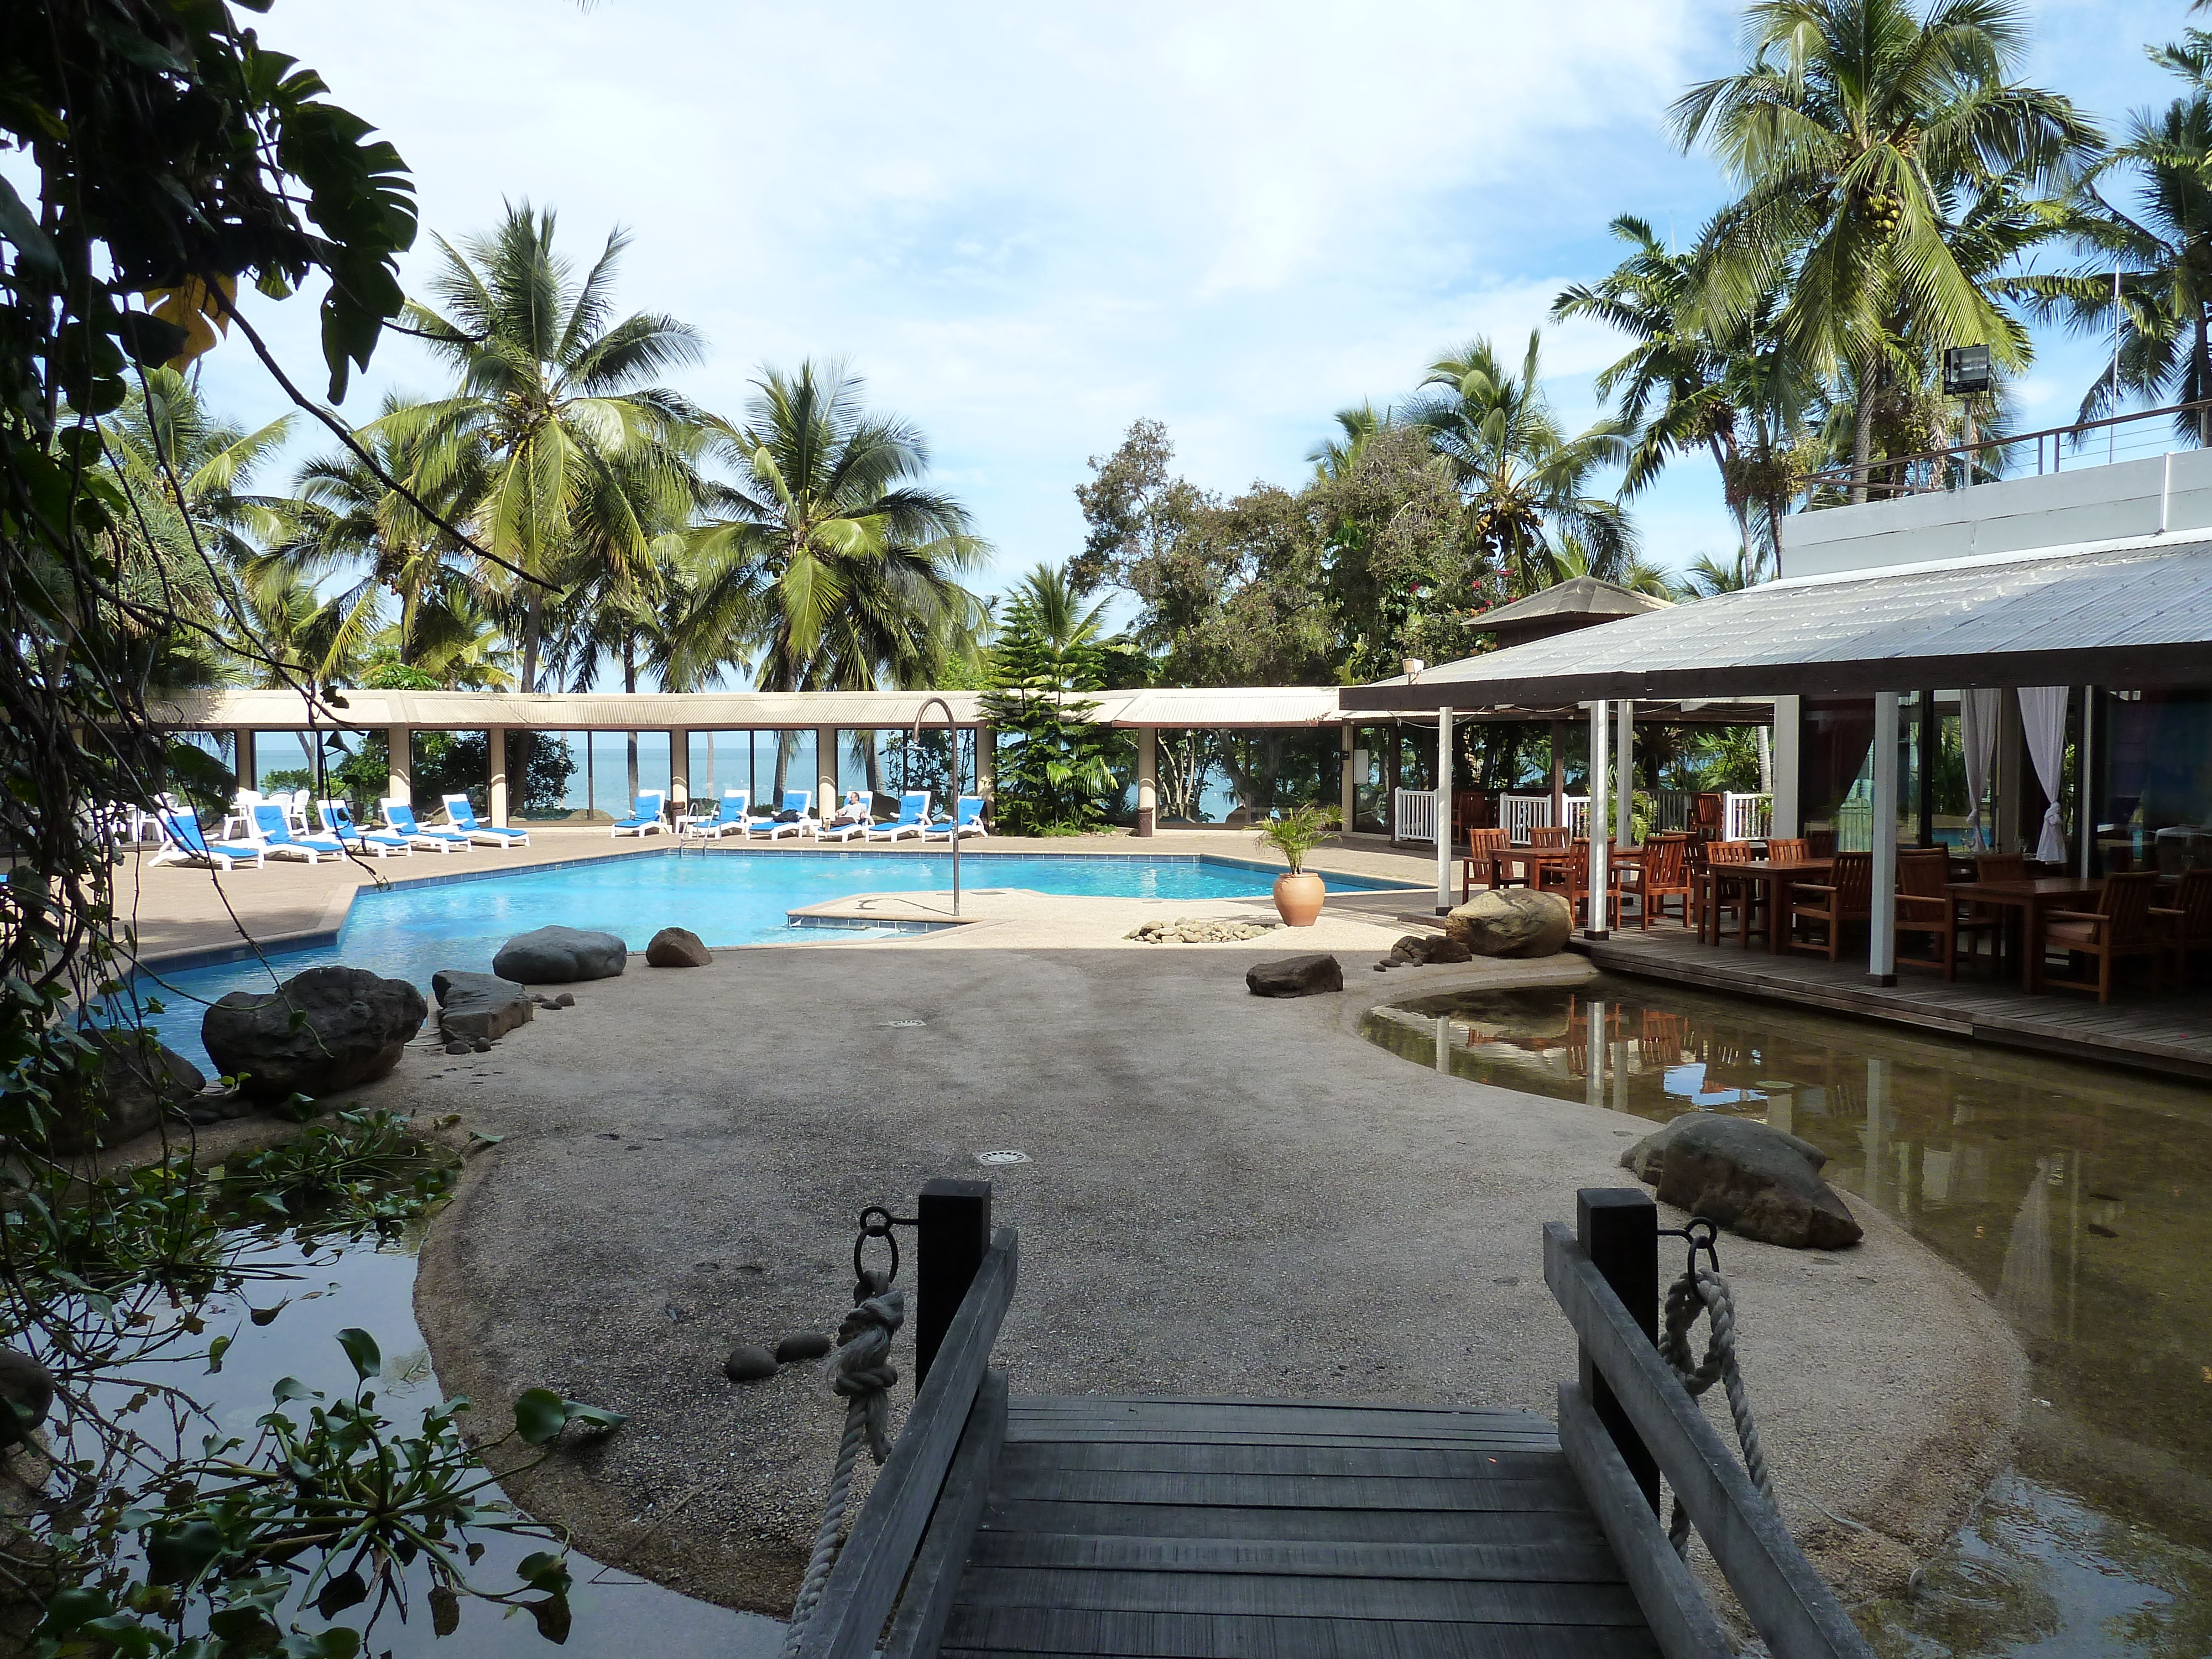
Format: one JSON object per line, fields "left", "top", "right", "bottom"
{"left": 385, "top": 725, "right": 410, "bottom": 806}
{"left": 1869, "top": 691, "right": 1899, "bottom": 984}
{"left": 2077, "top": 688, "right": 2095, "bottom": 878}
{"left": 1587, "top": 700, "right": 1610, "bottom": 939}
{"left": 1136, "top": 726, "right": 1157, "bottom": 837}
{"left": 1771, "top": 696, "right": 1802, "bottom": 837}
{"left": 489, "top": 727, "right": 509, "bottom": 826}
{"left": 1585, "top": 998, "right": 1606, "bottom": 1110}
{"left": 1615, "top": 700, "right": 1635, "bottom": 847}
{"left": 1339, "top": 724, "right": 1357, "bottom": 833}
{"left": 670, "top": 727, "right": 691, "bottom": 808}
{"left": 1434, "top": 707, "right": 1453, "bottom": 914}
{"left": 816, "top": 726, "right": 839, "bottom": 813}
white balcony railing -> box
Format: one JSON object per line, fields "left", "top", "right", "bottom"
{"left": 1394, "top": 788, "right": 1439, "bottom": 845}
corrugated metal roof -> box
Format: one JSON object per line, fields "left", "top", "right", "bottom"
{"left": 1343, "top": 539, "right": 2212, "bottom": 709}
{"left": 1089, "top": 687, "right": 1343, "bottom": 727}
{"left": 1472, "top": 575, "right": 1672, "bottom": 627}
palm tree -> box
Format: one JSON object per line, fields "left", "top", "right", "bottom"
{"left": 2005, "top": 32, "right": 2212, "bottom": 445}
{"left": 1306, "top": 403, "right": 1391, "bottom": 481}
{"left": 1407, "top": 332, "right": 1636, "bottom": 596}
{"left": 385, "top": 201, "right": 707, "bottom": 692}
{"left": 266, "top": 394, "right": 492, "bottom": 677}
{"left": 675, "top": 359, "right": 987, "bottom": 796}
{"left": 1673, "top": 0, "right": 2097, "bottom": 499}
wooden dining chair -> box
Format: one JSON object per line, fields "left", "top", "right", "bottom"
{"left": 1789, "top": 851, "right": 1871, "bottom": 961}
{"left": 1893, "top": 847, "right": 1996, "bottom": 981}
{"left": 1766, "top": 838, "right": 1810, "bottom": 864}
{"left": 1693, "top": 840, "right": 1757, "bottom": 943}
{"left": 1460, "top": 828, "right": 1506, "bottom": 903}
{"left": 1975, "top": 852, "right": 2027, "bottom": 882}
{"left": 1558, "top": 839, "right": 1623, "bottom": 931}
{"left": 1531, "top": 824, "right": 1572, "bottom": 849}
{"left": 1623, "top": 833, "right": 1693, "bottom": 928}
{"left": 2154, "top": 867, "right": 2212, "bottom": 986}
{"left": 2040, "top": 872, "right": 2163, "bottom": 1004}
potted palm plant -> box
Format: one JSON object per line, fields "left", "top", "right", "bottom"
{"left": 1254, "top": 805, "right": 1339, "bottom": 926}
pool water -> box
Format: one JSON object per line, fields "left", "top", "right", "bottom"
{"left": 1359, "top": 976, "right": 2212, "bottom": 1659}
{"left": 132, "top": 850, "right": 1405, "bottom": 1067}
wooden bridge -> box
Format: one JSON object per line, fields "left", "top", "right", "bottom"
{"left": 787, "top": 1182, "right": 1875, "bottom": 1659}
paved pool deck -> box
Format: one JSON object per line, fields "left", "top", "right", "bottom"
{"left": 114, "top": 827, "right": 1448, "bottom": 964}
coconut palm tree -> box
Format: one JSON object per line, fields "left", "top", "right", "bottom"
{"left": 384, "top": 202, "right": 707, "bottom": 691}
{"left": 675, "top": 359, "right": 987, "bottom": 795}
{"left": 1406, "top": 332, "right": 1636, "bottom": 596}
{"left": 2005, "top": 31, "right": 2212, "bottom": 445}
{"left": 1306, "top": 403, "right": 1392, "bottom": 481}
{"left": 1672, "top": 0, "right": 2097, "bottom": 499}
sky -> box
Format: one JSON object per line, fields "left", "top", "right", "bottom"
{"left": 196, "top": 0, "right": 2193, "bottom": 661}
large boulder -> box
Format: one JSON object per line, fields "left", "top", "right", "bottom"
{"left": 1624, "top": 1112, "right": 1862, "bottom": 1250}
{"left": 645, "top": 927, "right": 713, "bottom": 968}
{"left": 431, "top": 970, "right": 534, "bottom": 1043}
{"left": 202, "top": 966, "right": 426, "bottom": 1104}
{"left": 1445, "top": 889, "right": 1573, "bottom": 958}
{"left": 492, "top": 926, "right": 627, "bottom": 984}
{"left": 49, "top": 1028, "right": 205, "bottom": 1152}
{"left": 1245, "top": 954, "right": 1343, "bottom": 998}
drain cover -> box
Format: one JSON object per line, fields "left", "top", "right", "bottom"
{"left": 975, "top": 1149, "right": 1031, "bottom": 1166}
{"left": 883, "top": 1019, "right": 927, "bottom": 1027}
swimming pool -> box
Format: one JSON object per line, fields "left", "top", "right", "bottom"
{"left": 131, "top": 848, "right": 1413, "bottom": 1066}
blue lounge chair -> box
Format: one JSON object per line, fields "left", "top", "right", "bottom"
{"left": 865, "top": 791, "right": 930, "bottom": 842}
{"left": 681, "top": 789, "right": 750, "bottom": 839}
{"left": 817, "top": 791, "right": 875, "bottom": 843}
{"left": 151, "top": 808, "right": 265, "bottom": 872}
{"left": 249, "top": 802, "right": 348, "bottom": 863}
{"left": 442, "top": 793, "right": 530, "bottom": 848}
{"left": 382, "top": 800, "right": 471, "bottom": 853}
{"left": 611, "top": 791, "right": 666, "bottom": 838}
{"left": 743, "top": 789, "right": 813, "bottom": 841}
{"left": 317, "top": 800, "right": 414, "bottom": 859}
{"left": 922, "top": 795, "right": 988, "bottom": 842}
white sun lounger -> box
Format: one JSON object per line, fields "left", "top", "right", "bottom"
{"left": 816, "top": 792, "right": 875, "bottom": 843}
{"left": 681, "top": 790, "right": 750, "bottom": 839}
{"left": 611, "top": 790, "right": 667, "bottom": 838}
{"left": 744, "top": 789, "right": 814, "bottom": 840}
{"left": 443, "top": 794, "right": 530, "bottom": 848}
{"left": 316, "top": 800, "right": 414, "bottom": 858}
{"left": 249, "top": 802, "right": 349, "bottom": 863}
{"left": 921, "top": 795, "right": 988, "bottom": 841}
{"left": 382, "top": 800, "right": 471, "bottom": 853}
{"left": 865, "top": 791, "right": 930, "bottom": 842}
{"left": 152, "top": 808, "right": 266, "bottom": 872}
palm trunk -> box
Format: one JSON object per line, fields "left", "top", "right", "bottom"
{"left": 2196, "top": 310, "right": 2210, "bottom": 447}
{"left": 1850, "top": 376, "right": 1876, "bottom": 505}
{"left": 864, "top": 733, "right": 884, "bottom": 794}
{"left": 521, "top": 591, "right": 542, "bottom": 694}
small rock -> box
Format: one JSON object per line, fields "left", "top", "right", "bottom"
{"left": 471, "top": 1039, "right": 492, "bottom": 1054}
{"left": 49, "top": 1029, "right": 205, "bottom": 1152}
{"left": 492, "top": 926, "right": 627, "bottom": 985}
{"left": 555, "top": 993, "right": 576, "bottom": 1008}
{"left": 646, "top": 927, "right": 714, "bottom": 968}
{"left": 432, "top": 971, "right": 534, "bottom": 1042}
{"left": 188, "top": 1108, "right": 221, "bottom": 1127}
{"left": 0, "top": 1350, "right": 54, "bottom": 1445}
{"left": 1245, "top": 954, "right": 1343, "bottom": 998}
{"left": 445, "top": 1041, "right": 471, "bottom": 1057}
{"left": 1625, "top": 1112, "right": 1861, "bottom": 1250}
{"left": 722, "top": 1344, "right": 779, "bottom": 1383}
{"left": 775, "top": 1333, "right": 832, "bottom": 1364}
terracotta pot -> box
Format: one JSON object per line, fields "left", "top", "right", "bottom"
{"left": 1273, "top": 870, "right": 1326, "bottom": 927}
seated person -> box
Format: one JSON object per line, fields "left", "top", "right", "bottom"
{"left": 830, "top": 790, "right": 873, "bottom": 825}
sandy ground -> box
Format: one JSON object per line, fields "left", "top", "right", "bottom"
{"left": 270, "top": 884, "right": 2036, "bottom": 1620}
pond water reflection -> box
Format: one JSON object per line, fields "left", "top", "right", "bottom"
{"left": 1359, "top": 974, "right": 2212, "bottom": 1659}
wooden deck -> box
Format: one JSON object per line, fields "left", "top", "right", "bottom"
{"left": 1574, "top": 925, "right": 2212, "bottom": 1082}
{"left": 940, "top": 1396, "right": 1660, "bottom": 1659}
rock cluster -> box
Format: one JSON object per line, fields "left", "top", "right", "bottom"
{"left": 202, "top": 967, "right": 426, "bottom": 1104}
{"left": 432, "top": 971, "right": 534, "bottom": 1044}
{"left": 48, "top": 1029, "right": 206, "bottom": 1152}
{"left": 1372, "top": 932, "right": 1473, "bottom": 971}
{"left": 723, "top": 1331, "right": 832, "bottom": 1384}
{"left": 1126, "top": 917, "right": 1282, "bottom": 944}
{"left": 1245, "top": 954, "right": 1343, "bottom": 997}
{"left": 492, "top": 926, "right": 627, "bottom": 984}
{"left": 1622, "top": 1112, "right": 1863, "bottom": 1249}
{"left": 1444, "top": 889, "right": 1573, "bottom": 958}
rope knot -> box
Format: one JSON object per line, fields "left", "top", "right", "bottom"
{"left": 821, "top": 1288, "right": 905, "bottom": 1459}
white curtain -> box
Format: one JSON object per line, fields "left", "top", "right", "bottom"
{"left": 2017, "top": 686, "right": 2070, "bottom": 862}
{"left": 1960, "top": 688, "right": 2002, "bottom": 851}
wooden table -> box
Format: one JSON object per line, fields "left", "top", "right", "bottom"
{"left": 1949, "top": 877, "right": 2105, "bottom": 991}
{"left": 1486, "top": 845, "right": 1644, "bottom": 891}
{"left": 1696, "top": 858, "right": 1833, "bottom": 950}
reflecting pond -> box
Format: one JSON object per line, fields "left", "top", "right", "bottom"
{"left": 1359, "top": 974, "right": 2212, "bottom": 1659}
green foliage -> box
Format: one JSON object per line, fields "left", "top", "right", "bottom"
{"left": 1252, "top": 805, "right": 1339, "bottom": 874}
{"left": 980, "top": 565, "right": 1137, "bottom": 834}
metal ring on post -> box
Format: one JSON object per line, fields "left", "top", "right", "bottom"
{"left": 852, "top": 1204, "right": 915, "bottom": 1287}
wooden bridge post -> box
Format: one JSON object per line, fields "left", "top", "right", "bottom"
{"left": 915, "top": 1178, "right": 992, "bottom": 1387}
{"left": 1578, "top": 1187, "right": 1659, "bottom": 1514}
